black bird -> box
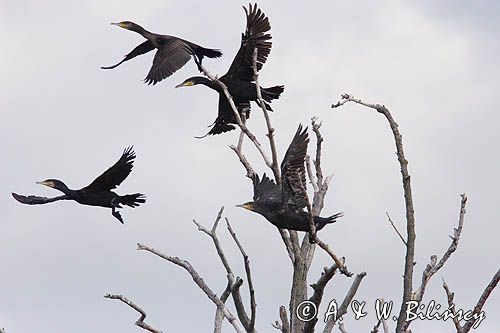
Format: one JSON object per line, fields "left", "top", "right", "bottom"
{"left": 176, "top": 4, "right": 284, "bottom": 136}
{"left": 101, "top": 21, "right": 222, "bottom": 85}
{"left": 238, "top": 125, "right": 343, "bottom": 232}
{"left": 12, "top": 147, "right": 146, "bottom": 224}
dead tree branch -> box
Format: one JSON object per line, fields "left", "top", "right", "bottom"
{"left": 413, "top": 194, "right": 468, "bottom": 305}
{"left": 443, "top": 269, "right": 499, "bottom": 333}
{"left": 386, "top": 212, "right": 407, "bottom": 246}
{"left": 227, "top": 218, "right": 257, "bottom": 332}
{"left": 252, "top": 48, "right": 280, "bottom": 182}
{"left": 332, "top": 94, "right": 416, "bottom": 332}
{"left": 323, "top": 272, "right": 367, "bottom": 333}
{"left": 137, "top": 243, "right": 245, "bottom": 333}
{"left": 104, "top": 294, "right": 163, "bottom": 333}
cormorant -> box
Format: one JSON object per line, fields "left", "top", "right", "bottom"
{"left": 175, "top": 4, "right": 284, "bottom": 136}
{"left": 12, "top": 147, "right": 146, "bottom": 224}
{"left": 101, "top": 21, "right": 222, "bottom": 85}
{"left": 238, "top": 125, "right": 343, "bottom": 231}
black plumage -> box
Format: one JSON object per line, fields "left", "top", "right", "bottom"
{"left": 238, "top": 125, "right": 343, "bottom": 231}
{"left": 101, "top": 21, "right": 222, "bottom": 85}
{"left": 12, "top": 147, "right": 146, "bottom": 224}
{"left": 176, "top": 4, "right": 284, "bottom": 136}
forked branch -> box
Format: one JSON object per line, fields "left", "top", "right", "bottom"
{"left": 332, "top": 94, "right": 416, "bottom": 332}
{"left": 104, "top": 294, "right": 162, "bottom": 333}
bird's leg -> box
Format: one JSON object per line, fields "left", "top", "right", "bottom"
{"left": 112, "top": 206, "right": 124, "bottom": 224}
{"left": 193, "top": 55, "right": 203, "bottom": 72}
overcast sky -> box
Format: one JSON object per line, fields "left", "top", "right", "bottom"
{"left": 1, "top": 0, "right": 499, "bottom": 332}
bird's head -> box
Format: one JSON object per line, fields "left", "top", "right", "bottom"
{"left": 236, "top": 202, "right": 256, "bottom": 212}
{"left": 175, "top": 76, "right": 210, "bottom": 88}
{"left": 36, "top": 179, "right": 68, "bottom": 192}
{"left": 111, "top": 21, "right": 137, "bottom": 30}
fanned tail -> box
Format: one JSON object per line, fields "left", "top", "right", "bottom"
{"left": 261, "top": 85, "right": 284, "bottom": 102}
{"left": 314, "top": 212, "right": 343, "bottom": 231}
{"left": 119, "top": 193, "right": 146, "bottom": 208}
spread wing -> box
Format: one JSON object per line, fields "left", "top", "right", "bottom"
{"left": 202, "top": 96, "right": 250, "bottom": 136}
{"left": 281, "top": 125, "right": 309, "bottom": 209}
{"left": 144, "top": 38, "right": 193, "bottom": 85}
{"left": 223, "top": 3, "right": 272, "bottom": 82}
{"left": 12, "top": 192, "right": 68, "bottom": 205}
{"left": 83, "top": 147, "right": 136, "bottom": 193}
{"left": 252, "top": 173, "right": 281, "bottom": 204}
{"left": 101, "top": 40, "right": 155, "bottom": 69}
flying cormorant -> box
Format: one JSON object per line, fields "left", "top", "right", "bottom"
{"left": 101, "top": 21, "right": 222, "bottom": 85}
{"left": 12, "top": 147, "right": 145, "bottom": 224}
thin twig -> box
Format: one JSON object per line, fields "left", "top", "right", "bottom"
{"left": 413, "top": 194, "right": 468, "bottom": 310}
{"left": 104, "top": 294, "right": 163, "bottom": 333}
{"left": 137, "top": 243, "right": 245, "bottom": 333}
{"left": 252, "top": 47, "right": 281, "bottom": 183}
{"left": 323, "top": 272, "right": 367, "bottom": 333}
{"left": 227, "top": 218, "right": 257, "bottom": 332}
{"left": 333, "top": 94, "right": 416, "bottom": 332}
{"left": 386, "top": 212, "right": 407, "bottom": 246}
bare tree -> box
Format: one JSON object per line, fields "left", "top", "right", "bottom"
{"left": 104, "top": 60, "right": 498, "bottom": 332}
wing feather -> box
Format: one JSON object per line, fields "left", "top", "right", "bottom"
{"left": 252, "top": 173, "right": 281, "bottom": 204}
{"left": 223, "top": 4, "right": 272, "bottom": 81}
{"left": 144, "top": 39, "right": 192, "bottom": 85}
{"left": 281, "top": 125, "right": 309, "bottom": 209}
{"left": 12, "top": 193, "right": 68, "bottom": 205}
{"left": 83, "top": 147, "right": 136, "bottom": 193}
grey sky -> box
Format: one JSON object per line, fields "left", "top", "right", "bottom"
{"left": 1, "top": 0, "right": 498, "bottom": 332}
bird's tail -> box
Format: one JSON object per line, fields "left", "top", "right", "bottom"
{"left": 261, "top": 85, "right": 284, "bottom": 102}
{"left": 200, "top": 47, "right": 223, "bottom": 59}
{"left": 314, "top": 212, "right": 343, "bottom": 231}
{"left": 118, "top": 193, "right": 146, "bottom": 208}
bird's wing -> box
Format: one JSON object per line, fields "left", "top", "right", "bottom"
{"left": 101, "top": 40, "right": 155, "bottom": 69}
{"left": 144, "top": 39, "right": 192, "bottom": 85}
{"left": 281, "top": 125, "right": 309, "bottom": 209}
{"left": 202, "top": 96, "right": 250, "bottom": 136}
{"left": 252, "top": 173, "right": 281, "bottom": 204}
{"left": 83, "top": 147, "right": 136, "bottom": 192}
{"left": 223, "top": 4, "right": 272, "bottom": 82}
{"left": 12, "top": 192, "right": 68, "bottom": 205}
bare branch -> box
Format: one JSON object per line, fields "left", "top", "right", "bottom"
{"left": 230, "top": 129, "right": 255, "bottom": 179}
{"left": 443, "top": 269, "right": 500, "bottom": 333}
{"left": 304, "top": 264, "right": 338, "bottom": 333}
{"left": 137, "top": 243, "right": 245, "bottom": 333}
{"left": 412, "top": 194, "right": 468, "bottom": 316}
{"left": 338, "top": 322, "right": 348, "bottom": 333}
{"left": 305, "top": 155, "right": 319, "bottom": 193}
{"left": 333, "top": 94, "right": 416, "bottom": 332}
{"left": 104, "top": 294, "right": 163, "bottom": 333}
{"left": 252, "top": 47, "right": 280, "bottom": 182}
{"left": 442, "top": 280, "right": 462, "bottom": 332}
{"left": 193, "top": 207, "right": 233, "bottom": 275}
{"left": 386, "top": 212, "right": 407, "bottom": 246}
{"left": 323, "top": 272, "right": 367, "bottom": 333}
{"left": 227, "top": 218, "right": 257, "bottom": 332}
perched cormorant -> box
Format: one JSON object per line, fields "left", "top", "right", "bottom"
{"left": 12, "top": 147, "right": 146, "bottom": 224}
{"left": 238, "top": 125, "right": 343, "bottom": 231}
{"left": 101, "top": 21, "right": 222, "bottom": 85}
{"left": 175, "top": 4, "right": 284, "bottom": 136}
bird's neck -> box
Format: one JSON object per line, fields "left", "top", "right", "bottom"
{"left": 54, "top": 182, "right": 73, "bottom": 196}
{"left": 129, "top": 24, "right": 153, "bottom": 39}
{"left": 196, "top": 77, "right": 221, "bottom": 91}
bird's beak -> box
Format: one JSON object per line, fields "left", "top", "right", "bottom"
{"left": 36, "top": 180, "right": 52, "bottom": 187}
{"left": 175, "top": 81, "right": 193, "bottom": 88}
{"left": 110, "top": 22, "right": 126, "bottom": 29}
{"left": 236, "top": 203, "right": 254, "bottom": 211}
